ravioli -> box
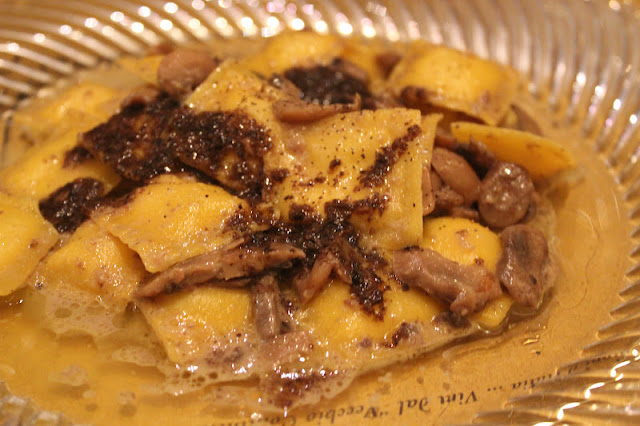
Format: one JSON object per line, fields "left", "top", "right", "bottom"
{"left": 93, "top": 175, "right": 247, "bottom": 273}
{"left": 0, "top": 32, "right": 575, "bottom": 415}
{"left": 0, "top": 191, "right": 58, "bottom": 295}
{"left": 271, "top": 108, "right": 429, "bottom": 250}
{"left": 0, "top": 129, "right": 120, "bottom": 200}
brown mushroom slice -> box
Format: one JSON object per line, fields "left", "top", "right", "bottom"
{"left": 434, "top": 182, "right": 465, "bottom": 212}
{"left": 454, "top": 138, "right": 497, "bottom": 178}
{"left": 294, "top": 250, "right": 352, "bottom": 303}
{"left": 431, "top": 147, "right": 481, "bottom": 205}
{"left": 449, "top": 206, "right": 480, "bottom": 222}
{"left": 497, "top": 224, "right": 554, "bottom": 308}
{"left": 478, "top": 162, "right": 534, "bottom": 229}
{"left": 157, "top": 47, "right": 219, "bottom": 97}
{"left": 252, "top": 275, "right": 292, "bottom": 340}
{"left": 434, "top": 125, "right": 458, "bottom": 150}
{"left": 136, "top": 242, "right": 305, "bottom": 298}
{"left": 430, "top": 169, "right": 464, "bottom": 213}
{"left": 273, "top": 94, "right": 362, "bottom": 124}
{"left": 393, "top": 247, "right": 502, "bottom": 316}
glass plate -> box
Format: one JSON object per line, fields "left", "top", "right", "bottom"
{"left": 1, "top": 0, "right": 640, "bottom": 424}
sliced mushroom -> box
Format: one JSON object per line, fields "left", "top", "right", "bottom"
{"left": 449, "top": 206, "right": 480, "bottom": 222}
{"left": 157, "top": 47, "right": 219, "bottom": 97}
{"left": 136, "top": 241, "right": 305, "bottom": 298}
{"left": 294, "top": 250, "right": 351, "bottom": 303}
{"left": 252, "top": 275, "right": 291, "bottom": 340}
{"left": 478, "top": 162, "right": 535, "bottom": 228}
{"left": 431, "top": 147, "right": 481, "bottom": 205}
{"left": 273, "top": 94, "right": 362, "bottom": 124}
{"left": 454, "top": 138, "right": 497, "bottom": 178}
{"left": 393, "top": 247, "right": 502, "bottom": 316}
{"left": 431, "top": 169, "right": 465, "bottom": 213}
{"left": 434, "top": 126, "right": 458, "bottom": 150}
{"left": 497, "top": 224, "right": 553, "bottom": 308}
